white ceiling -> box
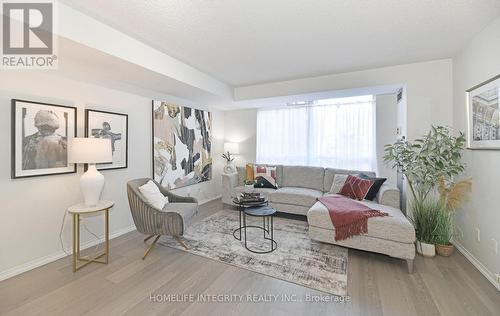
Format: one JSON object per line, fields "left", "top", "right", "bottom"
{"left": 61, "top": 0, "right": 500, "bottom": 87}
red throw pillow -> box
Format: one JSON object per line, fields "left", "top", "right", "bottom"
{"left": 339, "top": 175, "right": 374, "bottom": 201}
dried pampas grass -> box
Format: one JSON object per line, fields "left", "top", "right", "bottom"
{"left": 438, "top": 177, "right": 472, "bottom": 211}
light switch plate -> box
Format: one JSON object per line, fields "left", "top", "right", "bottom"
{"left": 491, "top": 239, "right": 498, "bottom": 254}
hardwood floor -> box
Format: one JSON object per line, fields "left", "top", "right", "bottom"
{"left": 1, "top": 199, "right": 499, "bottom": 315}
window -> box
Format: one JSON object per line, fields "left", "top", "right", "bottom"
{"left": 256, "top": 95, "right": 376, "bottom": 171}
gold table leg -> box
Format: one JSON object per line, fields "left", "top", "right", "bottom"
{"left": 72, "top": 213, "right": 77, "bottom": 272}
{"left": 76, "top": 214, "right": 81, "bottom": 260}
{"left": 105, "top": 209, "right": 109, "bottom": 264}
{"left": 72, "top": 208, "right": 110, "bottom": 272}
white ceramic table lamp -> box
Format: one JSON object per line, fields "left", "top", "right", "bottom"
{"left": 69, "top": 138, "right": 112, "bottom": 206}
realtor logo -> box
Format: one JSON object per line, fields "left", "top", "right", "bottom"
{"left": 1, "top": 0, "right": 58, "bottom": 69}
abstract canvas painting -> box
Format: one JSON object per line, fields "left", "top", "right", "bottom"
{"left": 152, "top": 101, "right": 212, "bottom": 189}
{"left": 11, "top": 99, "right": 77, "bottom": 178}
{"left": 85, "top": 109, "right": 128, "bottom": 170}
{"left": 467, "top": 74, "right": 500, "bottom": 149}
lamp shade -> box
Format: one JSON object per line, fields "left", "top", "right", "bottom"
{"left": 223, "top": 142, "right": 239, "bottom": 154}
{"left": 69, "top": 138, "right": 112, "bottom": 164}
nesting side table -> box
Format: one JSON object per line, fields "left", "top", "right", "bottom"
{"left": 67, "top": 200, "right": 114, "bottom": 272}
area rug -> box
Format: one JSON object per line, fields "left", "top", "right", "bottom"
{"left": 159, "top": 210, "right": 348, "bottom": 296}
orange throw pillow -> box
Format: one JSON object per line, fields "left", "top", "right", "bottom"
{"left": 339, "top": 175, "right": 374, "bottom": 201}
{"left": 245, "top": 164, "right": 254, "bottom": 181}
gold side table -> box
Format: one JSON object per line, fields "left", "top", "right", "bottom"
{"left": 67, "top": 200, "right": 114, "bottom": 272}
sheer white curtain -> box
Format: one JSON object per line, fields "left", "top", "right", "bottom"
{"left": 256, "top": 95, "right": 376, "bottom": 171}
{"left": 255, "top": 106, "right": 309, "bottom": 165}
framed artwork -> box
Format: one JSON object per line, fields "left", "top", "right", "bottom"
{"left": 11, "top": 99, "right": 77, "bottom": 179}
{"left": 152, "top": 100, "right": 212, "bottom": 190}
{"left": 466, "top": 74, "right": 500, "bottom": 149}
{"left": 85, "top": 109, "right": 128, "bottom": 170}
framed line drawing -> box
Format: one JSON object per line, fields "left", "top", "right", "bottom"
{"left": 85, "top": 109, "right": 128, "bottom": 170}
{"left": 466, "top": 74, "right": 500, "bottom": 149}
{"left": 12, "top": 99, "right": 77, "bottom": 178}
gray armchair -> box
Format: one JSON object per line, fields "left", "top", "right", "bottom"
{"left": 127, "top": 178, "right": 198, "bottom": 259}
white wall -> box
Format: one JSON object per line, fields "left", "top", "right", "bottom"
{"left": 376, "top": 94, "right": 398, "bottom": 185}
{"left": 224, "top": 94, "right": 399, "bottom": 184}
{"left": 0, "top": 71, "right": 223, "bottom": 279}
{"left": 234, "top": 59, "right": 453, "bottom": 141}
{"left": 452, "top": 15, "right": 500, "bottom": 287}
{"left": 223, "top": 109, "right": 257, "bottom": 166}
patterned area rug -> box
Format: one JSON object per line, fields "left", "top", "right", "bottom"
{"left": 159, "top": 210, "right": 348, "bottom": 296}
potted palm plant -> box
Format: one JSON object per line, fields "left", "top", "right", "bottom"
{"left": 384, "top": 126, "right": 467, "bottom": 257}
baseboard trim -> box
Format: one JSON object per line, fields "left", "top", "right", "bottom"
{"left": 0, "top": 196, "right": 220, "bottom": 282}
{"left": 452, "top": 239, "right": 500, "bottom": 291}
{"left": 199, "top": 195, "right": 221, "bottom": 205}
{"left": 0, "top": 225, "right": 136, "bottom": 282}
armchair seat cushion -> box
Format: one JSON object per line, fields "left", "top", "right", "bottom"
{"left": 270, "top": 187, "right": 323, "bottom": 207}
{"left": 162, "top": 202, "right": 198, "bottom": 229}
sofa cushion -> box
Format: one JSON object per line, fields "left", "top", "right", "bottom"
{"left": 246, "top": 164, "right": 254, "bottom": 181}
{"left": 339, "top": 175, "right": 374, "bottom": 201}
{"left": 270, "top": 187, "right": 323, "bottom": 207}
{"left": 237, "top": 164, "right": 283, "bottom": 187}
{"left": 359, "top": 173, "right": 387, "bottom": 201}
{"left": 328, "top": 174, "right": 348, "bottom": 194}
{"left": 307, "top": 199, "right": 415, "bottom": 243}
{"left": 254, "top": 165, "right": 278, "bottom": 188}
{"left": 282, "top": 165, "right": 324, "bottom": 191}
{"left": 324, "top": 168, "right": 376, "bottom": 192}
{"left": 236, "top": 166, "right": 246, "bottom": 186}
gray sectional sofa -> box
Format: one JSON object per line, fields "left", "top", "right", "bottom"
{"left": 222, "top": 164, "right": 416, "bottom": 272}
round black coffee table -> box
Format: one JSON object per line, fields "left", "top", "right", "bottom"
{"left": 232, "top": 196, "right": 269, "bottom": 242}
{"left": 242, "top": 206, "right": 277, "bottom": 253}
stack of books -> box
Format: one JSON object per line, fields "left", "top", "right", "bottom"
{"left": 238, "top": 192, "right": 265, "bottom": 203}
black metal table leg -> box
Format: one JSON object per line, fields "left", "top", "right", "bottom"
{"left": 231, "top": 198, "right": 276, "bottom": 253}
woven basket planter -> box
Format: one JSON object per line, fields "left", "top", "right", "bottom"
{"left": 436, "top": 243, "right": 454, "bottom": 257}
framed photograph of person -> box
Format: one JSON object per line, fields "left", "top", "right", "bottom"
{"left": 11, "top": 99, "right": 77, "bottom": 179}
{"left": 466, "top": 74, "right": 500, "bottom": 149}
{"left": 85, "top": 109, "right": 128, "bottom": 170}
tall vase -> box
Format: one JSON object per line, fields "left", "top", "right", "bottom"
{"left": 223, "top": 160, "right": 236, "bottom": 174}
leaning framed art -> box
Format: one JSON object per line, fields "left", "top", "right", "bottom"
{"left": 11, "top": 99, "right": 77, "bottom": 179}
{"left": 466, "top": 74, "right": 500, "bottom": 149}
{"left": 85, "top": 109, "right": 128, "bottom": 170}
{"left": 152, "top": 100, "right": 212, "bottom": 190}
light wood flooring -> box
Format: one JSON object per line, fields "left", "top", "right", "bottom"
{"left": 1, "top": 199, "right": 499, "bottom": 316}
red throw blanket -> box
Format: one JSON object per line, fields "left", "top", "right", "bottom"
{"left": 317, "top": 195, "right": 388, "bottom": 241}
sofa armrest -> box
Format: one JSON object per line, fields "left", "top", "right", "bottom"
{"left": 222, "top": 173, "right": 238, "bottom": 205}
{"left": 376, "top": 184, "right": 400, "bottom": 209}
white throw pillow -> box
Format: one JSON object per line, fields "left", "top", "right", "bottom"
{"left": 329, "top": 174, "right": 349, "bottom": 194}
{"left": 138, "top": 180, "right": 168, "bottom": 210}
